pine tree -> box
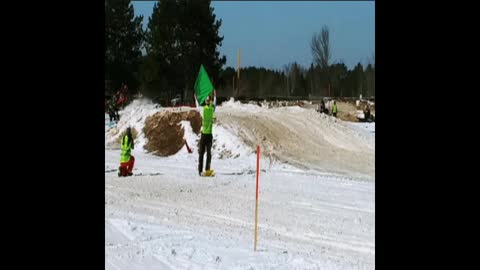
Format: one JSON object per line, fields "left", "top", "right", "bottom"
{"left": 143, "top": 0, "right": 226, "bottom": 102}
{"left": 105, "top": 0, "right": 143, "bottom": 92}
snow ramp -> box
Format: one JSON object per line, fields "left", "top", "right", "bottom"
{"left": 216, "top": 98, "right": 375, "bottom": 178}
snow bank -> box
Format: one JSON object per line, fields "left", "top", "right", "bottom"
{"left": 213, "top": 125, "right": 255, "bottom": 160}
{"left": 215, "top": 104, "right": 375, "bottom": 177}
{"left": 220, "top": 97, "right": 265, "bottom": 112}
{"left": 105, "top": 98, "right": 161, "bottom": 148}
{"left": 106, "top": 97, "right": 374, "bottom": 177}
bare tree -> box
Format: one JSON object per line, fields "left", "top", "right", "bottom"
{"left": 311, "top": 25, "right": 332, "bottom": 96}
{"left": 311, "top": 25, "right": 331, "bottom": 70}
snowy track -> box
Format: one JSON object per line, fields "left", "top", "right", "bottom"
{"left": 105, "top": 99, "right": 375, "bottom": 269}
{"left": 105, "top": 161, "right": 374, "bottom": 269}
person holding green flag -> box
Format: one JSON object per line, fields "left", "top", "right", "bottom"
{"left": 194, "top": 65, "right": 216, "bottom": 176}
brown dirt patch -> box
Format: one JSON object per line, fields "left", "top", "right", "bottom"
{"left": 143, "top": 110, "right": 201, "bottom": 156}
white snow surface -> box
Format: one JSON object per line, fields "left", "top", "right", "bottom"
{"left": 105, "top": 98, "right": 375, "bottom": 269}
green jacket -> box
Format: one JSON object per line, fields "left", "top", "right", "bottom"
{"left": 120, "top": 134, "right": 133, "bottom": 163}
{"left": 202, "top": 104, "right": 215, "bottom": 134}
{"left": 332, "top": 104, "right": 337, "bottom": 113}
{"left": 196, "top": 95, "right": 216, "bottom": 135}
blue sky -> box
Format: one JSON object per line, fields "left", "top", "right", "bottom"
{"left": 132, "top": 1, "right": 374, "bottom": 70}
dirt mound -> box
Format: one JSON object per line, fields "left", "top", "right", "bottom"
{"left": 143, "top": 110, "right": 201, "bottom": 156}
{"left": 337, "top": 101, "right": 357, "bottom": 113}
{"left": 186, "top": 110, "right": 202, "bottom": 134}
{"left": 338, "top": 111, "right": 360, "bottom": 122}
{"left": 336, "top": 101, "right": 360, "bottom": 122}
{"left": 216, "top": 106, "right": 374, "bottom": 178}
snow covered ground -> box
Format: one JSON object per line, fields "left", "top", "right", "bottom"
{"left": 105, "top": 99, "right": 375, "bottom": 269}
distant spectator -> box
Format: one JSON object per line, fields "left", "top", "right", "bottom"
{"left": 332, "top": 101, "right": 338, "bottom": 117}
{"left": 364, "top": 105, "right": 371, "bottom": 122}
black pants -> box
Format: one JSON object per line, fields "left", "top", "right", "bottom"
{"left": 109, "top": 110, "right": 115, "bottom": 122}
{"left": 198, "top": 133, "right": 213, "bottom": 174}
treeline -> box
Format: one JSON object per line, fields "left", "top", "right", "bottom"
{"left": 105, "top": 0, "right": 374, "bottom": 103}
{"left": 217, "top": 62, "right": 375, "bottom": 100}
{"left": 105, "top": 0, "right": 225, "bottom": 103}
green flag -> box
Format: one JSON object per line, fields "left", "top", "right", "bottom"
{"left": 194, "top": 64, "right": 214, "bottom": 105}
